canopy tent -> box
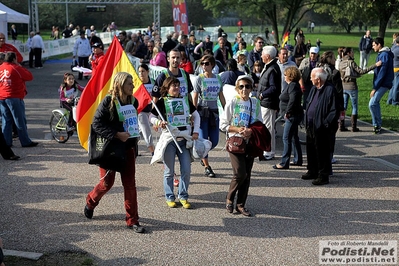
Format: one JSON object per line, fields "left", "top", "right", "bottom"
{"left": 0, "top": 3, "right": 29, "bottom": 41}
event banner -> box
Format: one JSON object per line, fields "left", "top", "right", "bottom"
{"left": 172, "top": 0, "right": 189, "bottom": 34}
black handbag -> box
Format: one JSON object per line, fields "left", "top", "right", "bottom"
{"left": 88, "top": 126, "right": 127, "bottom": 172}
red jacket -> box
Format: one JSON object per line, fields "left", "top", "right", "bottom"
{"left": 179, "top": 61, "right": 194, "bottom": 74}
{"left": 0, "top": 44, "right": 23, "bottom": 63}
{"left": 247, "top": 121, "right": 271, "bottom": 157}
{"left": 91, "top": 52, "right": 104, "bottom": 75}
{"left": 0, "top": 62, "right": 33, "bottom": 100}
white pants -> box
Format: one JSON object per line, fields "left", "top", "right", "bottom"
{"left": 359, "top": 51, "right": 371, "bottom": 70}
{"left": 138, "top": 111, "right": 154, "bottom": 148}
{"left": 261, "top": 107, "right": 276, "bottom": 157}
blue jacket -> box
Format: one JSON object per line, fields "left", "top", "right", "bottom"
{"left": 359, "top": 35, "right": 372, "bottom": 53}
{"left": 373, "top": 47, "right": 394, "bottom": 90}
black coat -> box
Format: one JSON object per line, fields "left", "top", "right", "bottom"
{"left": 305, "top": 81, "right": 339, "bottom": 132}
{"left": 279, "top": 81, "right": 303, "bottom": 117}
{"left": 92, "top": 96, "right": 139, "bottom": 149}
{"left": 257, "top": 58, "right": 281, "bottom": 110}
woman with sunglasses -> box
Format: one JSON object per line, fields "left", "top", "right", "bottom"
{"left": 219, "top": 75, "right": 263, "bottom": 216}
{"left": 193, "top": 55, "right": 226, "bottom": 177}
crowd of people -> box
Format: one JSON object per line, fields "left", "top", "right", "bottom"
{"left": 1, "top": 22, "right": 397, "bottom": 235}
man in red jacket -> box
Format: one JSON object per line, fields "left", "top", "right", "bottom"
{"left": 0, "top": 52, "right": 37, "bottom": 147}
{"left": 89, "top": 42, "right": 104, "bottom": 76}
{"left": 0, "top": 33, "right": 23, "bottom": 63}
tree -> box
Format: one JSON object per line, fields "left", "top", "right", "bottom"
{"left": 314, "top": 1, "right": 368, "bottom": 33}
{"left": 315, "top": 0, "right": 399, "bottom": 37}
{"left": 202, "top": 0, "right": 335, "bottom": 45}
{"left": 370, "top": 0, "right": 399, "bottom": 38}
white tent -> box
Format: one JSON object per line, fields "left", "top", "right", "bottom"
{"left": 0, "top": 3, "right": 29, "bottom": 41}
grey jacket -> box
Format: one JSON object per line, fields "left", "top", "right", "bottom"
{"left": 338, "top": 55, "right": 377, "bottom": 90}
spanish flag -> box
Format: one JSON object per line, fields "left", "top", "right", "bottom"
{"left": 76, "top": 36, "right": 152, "bottom": 150}
{"left": 281, "top": 31, "right": 290, "bottom": 48}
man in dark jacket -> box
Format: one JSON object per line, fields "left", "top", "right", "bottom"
{"left": 257, "top": 46, "right": 281, "bottom": 160}
{"left": 358, "top": 30, "right": 372, "bottom": 69}
{"left": 302, "top": 68, "right": 339, "bottom": 185}
{"left": 162, "top": 33, "right": 176, "bottom": 55}
{"left": 248, "top": 36, "right": 265, "bottom": 71}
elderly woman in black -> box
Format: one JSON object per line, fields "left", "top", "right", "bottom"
{"left": 220, "top": 75, "right": 263, "bottom": 217}
{"left": 273, "top": 66, "right": 303, "bottom": 169}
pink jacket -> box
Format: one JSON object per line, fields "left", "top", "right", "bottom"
{"left": 150, "top": 51, "right": 167, "bottom": 68}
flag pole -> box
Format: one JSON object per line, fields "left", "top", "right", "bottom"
{"left": 151, "top": 99, "right": 184, "bottom": 154}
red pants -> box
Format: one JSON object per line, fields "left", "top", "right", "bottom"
{"left": 86, "top": 148, "right": 139, "bottom": 226}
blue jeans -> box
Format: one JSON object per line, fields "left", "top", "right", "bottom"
{"left": 0, "top": 98, "right": 33, "bottom": 146}
{"left": 163, "top": 139, "right": 191, "bottom": 201}
{"left": 280, "top": 115, "right": 302, "bottom": 168}
{"left": 369, "top": 87, "right": 389, "bottom": 127}
{"left": 387, "top": 72, "right": 399, "bottom": 105}
{"left": 343, "top": 89, "right": 358, "bottom": 115}
{"left": 198, "top": 115, "right": 219, "bottom": 159}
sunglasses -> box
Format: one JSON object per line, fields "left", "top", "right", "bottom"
{"left": 238, "top": 84, "right": 252, "bottom": 90}
{"left": 258, "top": 42, "right": 264, "bottom": 44}
{"left": 201, "top": 62, "right": 210, "bottom": 66}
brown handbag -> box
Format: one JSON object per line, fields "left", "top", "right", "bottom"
{"left": 225, "top": 98, "right": 252, "bottom": 154}
{"left": 226, "top": 136, "right": 246, "bottom": 154}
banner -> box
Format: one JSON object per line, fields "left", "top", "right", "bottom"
{"left": 76, "top": 36, "right": 152, "bottom": 150}
{"left": 172, "top": 0, "right": 189, "bottom": 34}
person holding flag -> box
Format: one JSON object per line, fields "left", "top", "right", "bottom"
{"left": 149, "top": 77, "right": 200, "bottom": 209}
{"left": 84, "top": 72, "right": 145, "bottom": 233}
{"left": 76, "top": 37, "right": 153, "bottom": 233}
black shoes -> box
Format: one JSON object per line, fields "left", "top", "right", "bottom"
{"left": 312, "top": 177, "right": 329, "bottom": 186}
{"left": 5, "top": 155, "right": 20, "bottom": 160}
{"left": 205, "top": 166, "right": 216, "bottom": 178}
{"left": 127, "top": 224, "right": 145, "bottom": 233}
{"left": 22, "top": 142, "right": 38, "bottom": 148}
{"left": 301, "top": 172, "right": 317, "bottom": 180}
{"left": 84, "top": 205, "right": 93, "bottom": 219}
{"left": 226, "top": 204, "right": 233, "bottom": 213}
{"left": 236, "top": 206, "right": 251, "bottom": 217}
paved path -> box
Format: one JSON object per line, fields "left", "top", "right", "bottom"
{"left": 1, "top": 60, "right": 399, "bottom": 265}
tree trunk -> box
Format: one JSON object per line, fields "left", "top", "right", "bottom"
{"left": 378, "top": 17, "right": 390, "bottom": 39}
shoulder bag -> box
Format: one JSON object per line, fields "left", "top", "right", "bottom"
{"left": 88, "top": 125, "right": 127, "bottom": 172}
{"left": 344, "top": 61, "right": 361, "bottom": 79}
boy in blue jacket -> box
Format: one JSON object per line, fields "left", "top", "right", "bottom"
{"left": 369, "top": 37, "right": 394, "bottom": 134}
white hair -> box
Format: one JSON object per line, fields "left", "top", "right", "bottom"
{"left": 311, "top": 67, "right": 328, "bottom": 82}
{"left": 262, "top": 46, "right": 277, "bottom": 58}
